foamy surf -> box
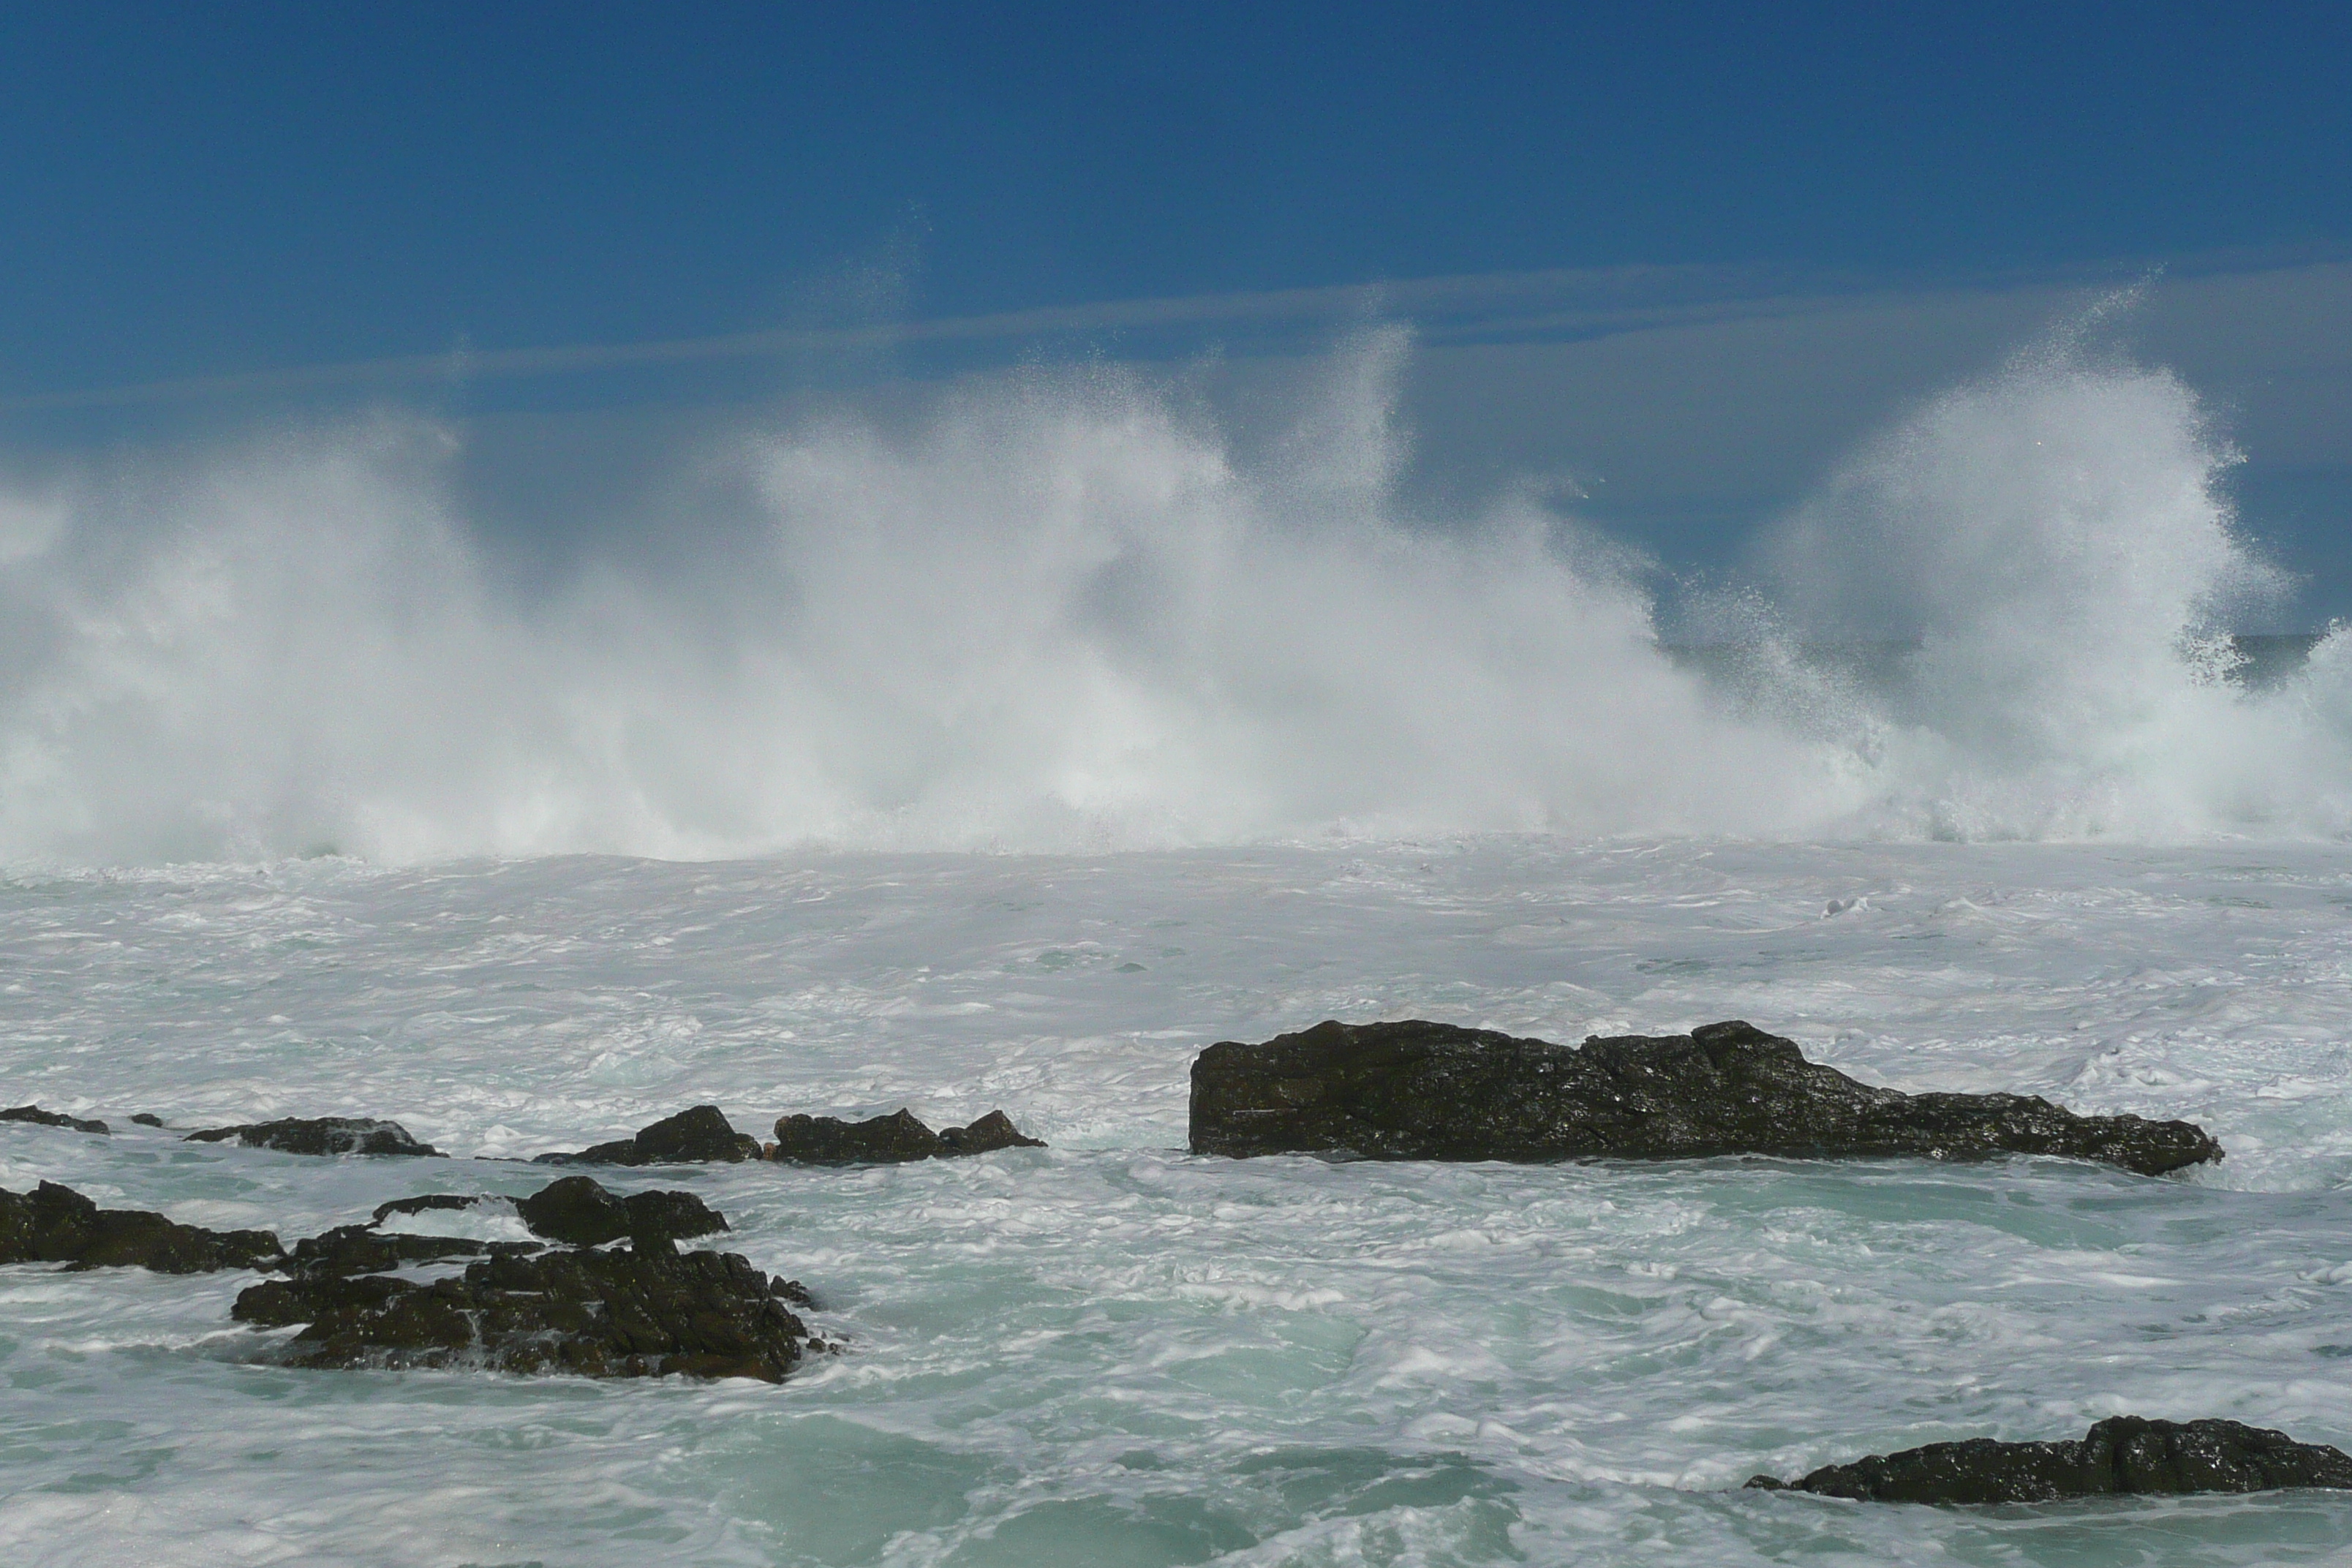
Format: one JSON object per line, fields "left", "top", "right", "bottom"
{"left": 6, "top": 838, "right": 2352, "bottom": 1566}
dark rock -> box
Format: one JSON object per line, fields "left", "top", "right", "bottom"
{"left": 770, "top": 1107, "right": 1045, "bottom": 1164}
{"left": 1189, "top": 1019, "right": 2222, "bottom": 1177}
{"left": 186, "top": 1117, "right": 440, "bottom": 1158}
{"left": 129, "top": 1114, "right": 165, "bottom": 1128}
{"left": 233, "top": 1243, "right": 815, "bottom": 1381}
{"left": 2, "top": 1104, "right": 109, "bottom": 1135}
{"left": 533, "top": 1104, "right": 759, "bottom": 1166}
{"left": 284, "top": 1224, "right": 496, "bottom": 1277}
{"left": 772, "top": 1109, "right": 945, "bottom": 1164}
{"left": 622, "top": 1188, "right": 728, "bottom": 1243}
{"left": 369, "top": 1194, "right": 481, "bottom": 1224}
{"left": 1746, "top": 1416, "right": 2352, "bottom": 1503}
{"left": 513, "top": 1175, "right": 728, "bottom": 1248}
{"left": 939, "top": 1110, "right": 1048, "bottom": 1155}
{"left": 516, "top": 1177, "right": 627, "bottom": 1243}
{"left": 0, "top": 1180, "right": 282, "bottom": 1273}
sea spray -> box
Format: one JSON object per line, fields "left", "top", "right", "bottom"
{"left": 0, "top": 326, "right": 2346, "bottom": 867}
{"left": 1767, "top": 336, "right": 2351, "bottom": 838}
{"left": 0, "top": 339, "right": 1843, "bottom": 864}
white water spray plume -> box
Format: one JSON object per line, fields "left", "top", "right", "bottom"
{"left": 0, "top": 325, "right": 2344, "bottom": 868}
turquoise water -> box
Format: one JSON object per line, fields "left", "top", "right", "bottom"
{"left": 6, "top": 840, "right": 2352, "bottom": 1564}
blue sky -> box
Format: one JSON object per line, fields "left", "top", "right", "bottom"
{"left": 4, "top": 2, "right": 2348, "bottom": 618}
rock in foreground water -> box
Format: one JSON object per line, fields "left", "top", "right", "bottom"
{"left": 1746, "top": 1416, "right": 2352, "bottom": 1502}
{"left": 2, "top": 1104, "right": 110, "bottom": 1134}
{"left": 282, "top": 1225, "right": 506, "bottom": 1277}
{"left": 1189, "top": 1019, "right": 2221, "bottom": 1175}
{"left": 938, "top": 1109, "right": 1049, "bottom": 1155}
{"left": 0, "top": 1181, "right": 283, "bottom": 1273}
{"left": 234, "top": 1243, "right": 815, "bottom": 1381}
{"left": 534, "top": 1105, "right": 761, "bottom": 1165}
{"left": 513, "top": 1175, "right": 729, "bottom": 1246}
{"left": 186, "top": 1117, "right": 440, "bottom": 1157}
{"left": 769, "top": 1107, "right": 1045, "bottom": 1164}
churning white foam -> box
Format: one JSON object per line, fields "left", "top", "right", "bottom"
{"left": 0, "top": 327, "right": 2345, "bottom": 867}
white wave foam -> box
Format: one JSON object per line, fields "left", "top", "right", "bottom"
{"left": 0, "top": 325, "right": 2345, "bottom": 867}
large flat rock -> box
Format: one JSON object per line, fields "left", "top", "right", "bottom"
{"left": 1189, "top": 1019, "right": 2221, "bottom": 1175}
{"left": 1748, "top": 1416, "right": 2352, "bottom": 1502}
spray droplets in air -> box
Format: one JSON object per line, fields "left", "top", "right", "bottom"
{"left": 0, "top": 324, "right": 2343, "bottom": 867}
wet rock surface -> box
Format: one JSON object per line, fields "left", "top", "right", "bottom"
{"left": 233, "top": 1242, "right": 817, "bottom": 1381}
{"left": 231, "top": 1177, "right": 811, "bottom": 1380}
{"left": 2, "top": 1105, "right": 109, "bottom": 1134}
{"left": 128, "top": 1113, "right": 165, "bottom": 1128}
{"left": 284, "top": 1224, "right": 505, "bottom": 1277}
{"left": 370, "top": 1194, "right": 480, "bottom": 1224}
{"left": 1746, "top": 1416, "right": 2352, "bottom": 1503}
{"left": 770, "top": 1107, "right": 1044, "bottom": 1163}
{"left": 513, "top": 1175, "right": 728, "bottom": 1247}
{"left": 938, "top": 1109, "right": 1049, "bottom": 1155}
{"left": 0, "top": 1181, "right": 282, "bottom": 1273}
{"left": 186, "top": 1117, "right": 441, "bottom": 1158}
{"left": 772, "top": 1108, "right": 944, "bottom": 1163}
{"left": 1190, "top": 1019, "right": 2222, "bottom": 1176}
{"left": 534, "top": 1104, "right": 760, "bottom": 1166}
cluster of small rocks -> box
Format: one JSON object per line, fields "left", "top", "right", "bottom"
{"left": 10, "top": 1016, "right": 2352, "bottom": 1504}
{"left": 1, "top": 1170, "right": 818, "bottom": 1383}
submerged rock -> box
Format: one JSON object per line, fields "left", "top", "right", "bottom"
{"left": 233, "top": 1243, "right": 816, "bottom": 1381}
{"left": 0, "top": 1180, "right": 282, "bottom": 1273}
{"left": 3, "top": 1104, "right": 110, "bottom": 1134}
{"left": 1189, "top": 1019, "right": 2221, "bottom": 1177}
{"left": 769, "top": 1107, "right": 1045, "bottom": 1164}
{"left": 186, "top": 1117, "right": 440, "bottom": 1158}
{"left": 534, "top": 1104, "right": 761, "bottom": 1166}
{"left": 513, "top": 1175, "right": 728, "bottom": 1247}
{"left": 1746, "top": 1416, "right": 2352, "bottom": 1503}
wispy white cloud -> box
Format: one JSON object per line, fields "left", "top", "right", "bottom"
{"left": 7, "top": 247, "right": 2342, "bottom": 416}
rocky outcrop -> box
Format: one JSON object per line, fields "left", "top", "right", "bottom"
{"left": 371, "top": 1194, "right": 480, "bottom": 1224}
{"left": 1189, "top": 1019, "right": 2221, "bottom": 1176}
{"left": 534, "top": 1105, "right": 761, "bottom": 1166}
{"left": 3, "top": 1104, "right": 110, "bottom": 1134}
{"left": 772, "top": 1109, "right": 943, "bottom": 1163}
{"left": 284, "top": 1224, "right": 506, "bottom": 1277}
{"left": 282, "top": 1178, "right": 728, "bottom": 1275}
{"left": 1746, "top": 1416, "right": 2352, "bottom": 1503}
{"left": 233, "top": 1242, "right": 818, "bottom": 1381}
{"left": 769, "top": 1107, "right": 1045, "bottom": 1164}
{"left": 129, "top": 1114, "right": 165, "bottom": 1128}
{"left": 0, "top": 1181, "right": 283, "bottom": 1273}
{"left": 939, "top": 1109, "right": 1049, "bottom": 1155}
{"left": 513, "top": 1175, "right": 728, "bottom": 1247}
{"left": 186, "top": 1117, "right": 440, "bottom": 1157}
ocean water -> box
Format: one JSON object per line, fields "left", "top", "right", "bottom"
{"left": 9, "top": 322, "right": 2352, "bottom": 1563}
{"left": 7, "top": 840, "right": 2352, "bottom": 1567}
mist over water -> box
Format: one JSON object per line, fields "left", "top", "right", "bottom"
{"left": 0, "top": 325, "right": 2345, "bottom": 867}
